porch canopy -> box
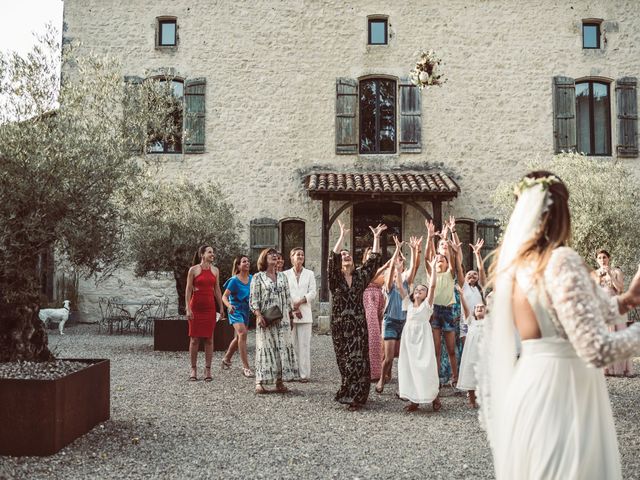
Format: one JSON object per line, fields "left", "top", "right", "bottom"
{"left": 304, "top": 171, "right": 460, "bottom": 301}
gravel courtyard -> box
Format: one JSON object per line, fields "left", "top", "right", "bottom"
{"left": 2, "top": 324, "right": 640, "bottom": 480}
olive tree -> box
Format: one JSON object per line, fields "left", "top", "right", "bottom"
{"left": 126, "top": 180, "right": 245, "bottom": 315}
{"left": 493, "top": 152, "right": 640, "bottom": 278}
{"left": 0, "top": 28, "right": 182, "bottom": 361}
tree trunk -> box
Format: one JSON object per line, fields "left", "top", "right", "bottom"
{"left": 173, "top": 267, "right": 189, "bottom": 315}
{"left": 0, "top": 302, "right": 54, "bottom": 362}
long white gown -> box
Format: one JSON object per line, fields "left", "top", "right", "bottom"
{"left": 494, "top": 247, "right": 640, "bottom": 479}
{"left": 398, "top": 301, "right": 439, "bottom": 404}
{"left": 457, "top": 317, "right": 483, "bottom": 391}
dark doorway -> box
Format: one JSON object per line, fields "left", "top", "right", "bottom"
{"left": 352, "top": 202, "right": 402, "bottom": 265}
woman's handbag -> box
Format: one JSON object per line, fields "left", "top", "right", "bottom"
{"left": 262, "top": 305, "right": 283, "bottom": 326}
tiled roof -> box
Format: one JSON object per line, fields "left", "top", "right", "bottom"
{"left": 305, "top": 172, "right": 459, "bottom": 197}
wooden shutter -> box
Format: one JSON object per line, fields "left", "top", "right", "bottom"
{"left": 399, "top": 76, "right": 422, "bottom": 153}
{"left": 336, "top": 78, "right": 358, "bottom": 154}
{"left": 250, "top": 218, "right": 279, "bottom": 261}
{"left": 184, "top": 77, "right": 206, "bottom": 153}
{"left": 123, "top": 76, "right": 144, "bottom": 154}
{"left": 616, "top": 77, "right": 638, "bottom": 158}
{"left": 553, "top": 76, "right": 577, "bottom": 153}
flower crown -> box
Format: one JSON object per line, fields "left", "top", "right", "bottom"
{"left": 513, "top": 175, "right": 561, "bottom": 196}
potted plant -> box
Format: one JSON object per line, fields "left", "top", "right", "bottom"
{"left": 0, "top": 28, "right": 181, "bottom": 455}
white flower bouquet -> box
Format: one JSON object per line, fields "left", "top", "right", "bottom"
{"left": 409, "top": 50, "right": 446, "bottom": 90}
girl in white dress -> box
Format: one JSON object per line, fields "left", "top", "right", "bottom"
{"left": 397, "top": 256, "right": 441, "bottom": 412}
{"left": 479, "top": 171, "right": 640, "bottom": 480}
{"left": 456, "top": 303, "right": 485, "bottom": 408}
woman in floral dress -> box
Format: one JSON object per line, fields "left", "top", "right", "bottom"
{"left": 362, "top": 248, "right": 389, "bottom": 382}
{"left": 328, "top": 220, "right": 384, "bottom": 410}
{"left": 250, "top": 248, "right": 299, "bottom": 394}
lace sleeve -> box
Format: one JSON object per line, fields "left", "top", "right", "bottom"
{"left": 545, "top": 247, "right": 640, "bottom": 368}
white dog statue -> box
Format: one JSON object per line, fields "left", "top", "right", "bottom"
{"left": 38, "top": 300, "right": 71, "bottom": 335}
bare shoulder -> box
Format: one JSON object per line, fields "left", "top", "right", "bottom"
{"left": 188, "top": 265, "right": 201, "bottom": 277}
{"left": 212, "top": 265, "right": 220, "bottom": 276}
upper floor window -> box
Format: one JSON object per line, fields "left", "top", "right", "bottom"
{"left": 368, "top": 18, "right": 387, "bottom": 45}
{"left": 359, "top": 78, "right": 396, "bottom": 154}
{"left": 148, "top": 79, "right": 183, "bottom": 154}
{"left": 576, "top": 80, "right": 611, "bottom": 155}
{"left": 157, "top": 17, "right": 177, "bottom": 47}
{"left": 582, "top": 21, "right": 600, "bottom": 49}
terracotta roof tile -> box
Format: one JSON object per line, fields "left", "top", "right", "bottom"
{"left": 305, "top": 172, "right": 459, "bottom": 196}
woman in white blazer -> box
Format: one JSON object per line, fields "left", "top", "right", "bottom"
{"left": 284, "top": 248, "right": 317, "bottom": 382}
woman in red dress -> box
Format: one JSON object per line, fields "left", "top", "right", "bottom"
{"left": 185, "top": 245, "right": 223, "bottom": 382}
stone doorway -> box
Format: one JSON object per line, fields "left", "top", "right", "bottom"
{"left": 352, "top": 201, "right": 402, "bottom": 265}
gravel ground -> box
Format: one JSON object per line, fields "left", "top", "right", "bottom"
{"left": 1, "top": 324, "right": 640, "bottom": 480}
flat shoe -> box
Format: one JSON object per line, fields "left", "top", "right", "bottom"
{"left": 255, "top": 385, "right": 268, "bottom": 394}
{"left": 242, "top": 368, "right": 254, "bottom": 378}
{"left": 221, "top": 359, "right": 232, "bottom": 370}
{"left": 188, "top": 375, "right": 198, "bottom": 381}
{"left": 275, "top": 384, "right": 289, "bottom": 393}
{"left": 299, "top": 378, "right": 309, "bottom": 383}
{"left": 375, "top": 385, "right": 383, "bottom": 394}
{"left": 204, "top": 376, "right": 212, "bottom": 382}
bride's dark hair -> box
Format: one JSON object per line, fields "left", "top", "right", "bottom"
{"left": 490, "top": 170, "right": 571, "bottom": 282}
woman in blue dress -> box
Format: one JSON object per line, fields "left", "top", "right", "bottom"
{"left": 221, "top": 255, "right": 254, "bottom": 377}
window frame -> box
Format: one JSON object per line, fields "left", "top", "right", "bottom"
{"left": 476, "top": 218, "right": 501, "bottom": 271}
{"left": 575, "top": 79, "right": 612, "bottom": 156}
{"left": 358, "top": 77, "right": 397, "bottom": 154}
{"left": 582, "top": 22, "right": 600, "bottom": 49}
{"left": 368, "top": 18, "right": 388, "bottom": 45}
{"left": 147, "top": 77, "right": 184, "bottom": 154}
{"left": 156, "top": 17, "right": 178, "bottom": 48}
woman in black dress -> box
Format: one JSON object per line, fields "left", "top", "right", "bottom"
{"left": 328, "top": 220, "right": 385, "bottom": 410}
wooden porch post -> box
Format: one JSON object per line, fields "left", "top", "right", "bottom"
{"left": 320, "top": 198, "right": 330, "bottom": 302}
{"left": 432, "top": 200, "right": 443, "bottom": 232}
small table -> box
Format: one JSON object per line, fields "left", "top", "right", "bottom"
{"left": 109, "top": 299, "right": 155, "bottom": 333}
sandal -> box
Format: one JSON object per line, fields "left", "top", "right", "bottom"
{"left": 275, "top": 382, "right": 290, "bottom": 393}
{"left": 375, "top": 383, "right": 384, "bottom": 394}
{"left": 255, "top": 384, "right": 268, "bottom": 394}
{"left": 403, "top": 403, "right": 419, "bottom": 412}
{"left": 242, "top": 367, "right": 255, "bottom": 378}
{"left": 221, "top": 358, "right": 232, "bottom": 370}
{"left": 204, "top": 366, "right": 212, "bottom": 382}
{"left": 347, "top": 403, "right": 362, "bottom": 411}
{"left": 432, "top": 397, "right": 442, "bottom": 412}
{"left": 189, "top": 365, "right": 197, "bottom": 381}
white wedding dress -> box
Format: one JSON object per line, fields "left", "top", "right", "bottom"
{"left": 493, "top": 247, "right": 640, "bottom": 479}
{"left": 398, "top": 301, "right": 439, "bottom": 404}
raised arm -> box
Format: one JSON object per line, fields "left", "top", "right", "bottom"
{"left": 424, "top": 219, "right": 437, "bottom": 275}
{"left": 545, "top": 247, "right": 640, "bottom": 368}
{"left": 471, "top": 238, "right": 487, "bottom": 286}
{"left": 426, "top": 256, "right": 437, "bottom": 306}
{"left": 369, "top": 223, "right": 387, "bottom": 254}
{"left": 406, "top": 235, "right": 423, "bottom": 285}
{"left": 449, "top": 238, "right": 465, "bottom": 287}
{"left": 385, "top": 235, "right": 402, "bottom": 292}
{"left": 394, "top": 255, "right": 408, "bottom": 299}
{"left": 332, "top": 219, "right": 349, "bottom": 254}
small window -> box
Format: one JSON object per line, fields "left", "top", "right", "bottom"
{"left": 582, "top": 22, "right": 600, "bottom": 49}
{"left": 368, "top": 19, "right": 387, "bottom": 45}
{"left": 158, "top": 19, "right": 177, "bottom": 47}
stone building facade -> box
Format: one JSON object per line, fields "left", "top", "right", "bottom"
{"left": 62, "top": 0, "right": 639, "bottom": 319}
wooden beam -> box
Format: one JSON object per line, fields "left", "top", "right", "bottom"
{"left": 432, "top": 200, "right": 443, "bottom": 232}
{"left": 320, "top": 198, "right": 330, "bottom": 302}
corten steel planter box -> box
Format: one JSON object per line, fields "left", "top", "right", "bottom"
{"left": 0, "top": 358, "right": 110, "bottom": 457}
{"left": 153, "top": 318, "right": 233, "bottom": 352}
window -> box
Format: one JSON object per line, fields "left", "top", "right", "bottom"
{"left": 158, "top": 19, "right": 177, "bottom": 47}
{"left": 359, "top": 78, "right": 396, "bottom": 154}
{"left": 576, "top": 81, "right": 611, "bottom": 155}
{"left": 582, "top": 22, "right": 600, "bottom": 49}
{"left": 280, "top": 220, "right": 305, "bottom": 270}
{"left": 477, "top": 219, "right": 500, "bottom": 270}
{"left": 368, "top": 18, "right": 387, "bottom": 45}
{"left": 353, "top": 202, "right": 401, "bottom": 264}
{"left": 148, "top": 79, "right": 184, "bottom": 154}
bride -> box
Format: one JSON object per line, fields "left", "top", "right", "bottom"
{"left": 479, "top": 171, "right": 640, "bottom": 479}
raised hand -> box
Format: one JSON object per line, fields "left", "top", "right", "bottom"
{"left": 392, "top": 235, "right": 403, "bottom": 250}
{"left": 448, "top": 238, "right": 462, "bottom": 253}
{"left": 409, "top": 235, "right": 423, "bottom": 251}
{"left": 369, "top": 223, "right": 387, "bottom": 237}
{"left": 470, "top": 238, "right": 485, "bottom": 254}
{"left": 448, "top": 215, "right": 456, "bottom": 230}
{"left": 337, "top": 219, "right": 350, "bottom": 237}
{"left": 425, "top": 219, "right": 436, "bottom": 237}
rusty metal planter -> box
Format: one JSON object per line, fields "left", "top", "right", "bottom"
{"left": 153, "top": 317, "right": 233, "bottom": 352}
{"left": 0, "top": 359, "right": 110, "bottom": 457}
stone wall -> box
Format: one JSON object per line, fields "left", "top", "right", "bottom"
{"left": 62, "top": 0, "right": 640, "bottom": 317}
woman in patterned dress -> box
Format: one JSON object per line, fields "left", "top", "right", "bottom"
{"left": 362, "top": 248, "right": 389, "bottom": 382}
{"left": 250, "top": 248, "right": 299, "bottom": 394}
{"left": 328, "top": 220, "right": 385, "bottom": 410}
